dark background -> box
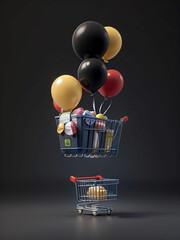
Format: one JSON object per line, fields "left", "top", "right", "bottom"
{"left": 0, "top": 0, "right": 180, "bottom": 240}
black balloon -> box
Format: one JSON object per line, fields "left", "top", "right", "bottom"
{"left": 77, "top": 58, "right": 107, "bottom": 93}
{"left": 72, "top": 21, "right": 109, "bottom": 60}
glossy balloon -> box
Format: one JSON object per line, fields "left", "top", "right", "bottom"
{"left": 99, "top": 69, "right": 124, "bottom": 98}
{"left": 78, "top": 58, "right": 107, "bottom": 93}
{"left": 51, "top": 75, "right": 82, "bottom": 111}
{"left": 102, "top": 27, "right": 122, "bottom": 62}
{"left": 53, "top": 101, "right": 66, "bottom": 113}
{"left": 72, "top": 21, "right": 109, "bottom": 60}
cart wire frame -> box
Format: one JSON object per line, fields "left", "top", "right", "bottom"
{"left": 70, "top": 175, "right": 119, "bottom": 216}
{"left": 55, "top": 114, "right": 128, "bottom": 158}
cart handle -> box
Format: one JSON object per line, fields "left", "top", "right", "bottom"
{"left": 70, "top": 175, "right": 103, "bottom": 183}
{"left": 120, "top": 116, "right": 128, "bottom": 123}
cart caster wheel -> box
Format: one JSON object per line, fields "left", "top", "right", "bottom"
{"left": 78, "top": 209, "right": 83, "bottom": 215}
{"left": 93, "top": 211, "right": 98, "bottom": 216}
{"left": 107, "top": 210, "right": 112, "bottom": 215}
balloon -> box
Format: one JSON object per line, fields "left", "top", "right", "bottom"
{"left": 72, "top": 21, "right": 109, "bottom": 60}
{"left": 51, "top": 75, "right": 82, "bottom": 111}
{"left": 77, "top": 58, "right": 107, "bottom": 93}
{"left": 53, "top": 101, "right": 66, "bottom": 113}
{"left": 102, "top": 27, "right": 122, "bottom": 62}
{"left": 98, "top": 69, "right": 124, "bottom": 98}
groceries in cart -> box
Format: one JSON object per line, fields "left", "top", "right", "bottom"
{"left": 87, "top": 186, "right": 107, "bottom": 200}
{"left": 55, "top": 109, "right": 127, "bottom": 157}
{"left": 70, "top": 175, "right": 119, "bottom": 216}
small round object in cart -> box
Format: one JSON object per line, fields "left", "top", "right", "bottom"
{"left": 70, "top": 175, "right": 119, "bottom": 216}
{"left": 64, "top": 121, "right": 77, "bottom": 135}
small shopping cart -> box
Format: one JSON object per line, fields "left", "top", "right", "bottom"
{"left": 70, "top": 175, "right": 119, "bottom": 216}
{"left": 55, "top": 114, "right": 128, "bottom": 157}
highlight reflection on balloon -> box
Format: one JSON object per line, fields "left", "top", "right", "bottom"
{"left": 72, "top": 21, "right": 109, "bottom": 60}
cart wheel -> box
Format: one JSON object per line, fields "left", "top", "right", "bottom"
{"left": 107, "top": 210, "right": 112, "bottom": 215}
{"left": 78, "top": 209, "right": 83, "bottom": 215}
{"left": 93, "top": 211, "right": 98, "bottom": 216}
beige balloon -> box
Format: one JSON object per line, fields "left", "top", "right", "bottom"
{"left": 51, "top": 75, "right": 82, "bottom": 111}
{"left": 102, "top": 26, "right": 122, "bottom": 62}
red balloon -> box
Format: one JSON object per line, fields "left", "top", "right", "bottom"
{"left": 53, "top": 101, "right": 66, "bottom": 113}
{"left": 98, "top": 69, "right": 124, "bottom": 99}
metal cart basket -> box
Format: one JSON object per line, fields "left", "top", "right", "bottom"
{"left": 70, "top": 175, "right": 119, "bottom": 216}
{"left": 55, "top": 114, "right": 128, "bottom": 158}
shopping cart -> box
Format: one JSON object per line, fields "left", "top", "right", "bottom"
{"left": 70, "top": 175, "right": 119, "bottom": 216}
{"left": 55, "top": 114, "right": 128, "bottom": 158}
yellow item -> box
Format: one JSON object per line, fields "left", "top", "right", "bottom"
{"left": 104, "top": 130, "right": 114, "bottom": 152}
{"left": 57, "top": 122, "right": 64, "bottom": 134}
{"left": 51, "top": 75, "right": 82, "bottom": 111}
{"left": 96, "top": 113, "right": 107, "bottom": 119}
{"left": 102, "top": 26, "right": 122, "bottom": 62}
{"left": 87, "top": 186, "right": 107, "bottom": 200}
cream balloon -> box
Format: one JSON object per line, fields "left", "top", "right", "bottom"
{"left": 102, "top": 26, "right": 122, "bottom": 62}
{"left": 51, "top": 75, "right": 82, "bottom": 111}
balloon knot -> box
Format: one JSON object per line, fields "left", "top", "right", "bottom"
{"left": 102, "top": 58, "right": 109, "bottom": 63}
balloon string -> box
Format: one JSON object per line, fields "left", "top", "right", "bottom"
{"left": 103, "top": 98, "right": 112, "bottom": 115}
{"left": 91, "top": 94, "right": 96, "bottom": 113}
{"left": 99, "top": 98, "right": 107, "bottom": 114}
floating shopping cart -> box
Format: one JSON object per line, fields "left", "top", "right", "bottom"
{"left": 70, "top": 175, "right": 119, "bottom": 216}
{"left": 55, "top": 114, "right": 128, "bottom": 158}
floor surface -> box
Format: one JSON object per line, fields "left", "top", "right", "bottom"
{"left": 0, "top": 191, "right": 180, "bottom": 240}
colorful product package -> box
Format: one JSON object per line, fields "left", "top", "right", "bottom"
{"left": 92, "top": 117, "right": 106, "bottom": 153}
{"left": 104, "top": 130, "right": 114, "bottom": 152}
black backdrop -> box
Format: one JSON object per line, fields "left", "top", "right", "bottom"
{"left": 1, "top": 0, "right": 180, "bottom": 193}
